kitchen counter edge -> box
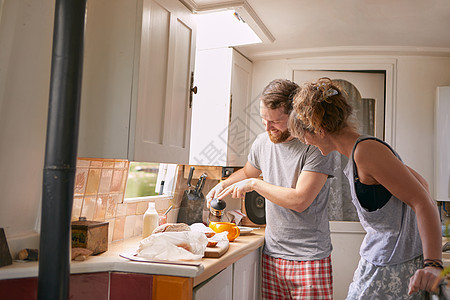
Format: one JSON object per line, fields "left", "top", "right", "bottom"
{"left": 0, "top": 228, "right": 265, "bottom": 283}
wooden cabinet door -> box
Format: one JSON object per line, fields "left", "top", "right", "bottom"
{"left": 132, "top": 0, "right": 196, "bottom": 164}
{"left": 110, "top": 272, "right": 153, "bottom": 300}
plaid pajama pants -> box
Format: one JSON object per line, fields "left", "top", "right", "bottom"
{"left": 262, "top": 253, "right": 333, "bottom": 300}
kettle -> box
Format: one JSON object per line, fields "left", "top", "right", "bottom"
{"left": 208, "top": 198, "right": 226, "bottom": 222}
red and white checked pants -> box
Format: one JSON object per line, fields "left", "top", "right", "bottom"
{"left": 262, "top": 253, "right": 333, "bottom": 300}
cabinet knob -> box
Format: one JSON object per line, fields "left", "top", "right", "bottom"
{"left": 191, "top": 86, "right": 198, "bottom": 94}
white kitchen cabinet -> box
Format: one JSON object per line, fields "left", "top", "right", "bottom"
{"left": 189, "top": 47, "right": 253, "bottom": 167}
{"left": 193, "top": 265, "right": 233, "bottom": 300}
{"left": 233, "top": 248, "right": 261, "bottom": 300}
{"left": 330, "top": 221, "right": 365, "bottom": 300}
{"left": 193, "top": 248, "right": 262, "bottom": 300}
{"left": 78, "top": 0, "right": 195, "bottom": 164}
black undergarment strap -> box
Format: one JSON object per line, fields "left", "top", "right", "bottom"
{"left": 353, "top": 137, "right": 393, "bottom": 212}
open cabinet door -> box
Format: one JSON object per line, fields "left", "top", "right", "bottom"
{"left": 133, "top": 0, "right": 196, "bottom": 164}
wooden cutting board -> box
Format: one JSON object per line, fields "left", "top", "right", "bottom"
{"left": 204, "top": 240, "right": 229, "bottom": 258}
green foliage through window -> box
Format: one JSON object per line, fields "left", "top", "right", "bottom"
{"left": 125, "top": 162, "right": 160, "bottom": 198}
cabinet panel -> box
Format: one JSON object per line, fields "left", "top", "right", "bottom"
{"left": 227, "top": 51, "right": 253, "bottom": 166}
{"left": 110, "top": 272, "right": 153, "bottom": 300}
{"left": 330, "top": 222, "right": 365, "bottom": 300}
{"left": 232, "top": 248, "right": 261, "bottom": 300}
{"left": 78, "top": 0, "right": 137, "bottom": 159}
{"left": 193, "top": 265, "right": 232, "bottom": 300}
{"left": 0, "top": 277, "right": 37, "bottom": 299}
{"left": 78, "top": 0, "right": 195, "bottom": 164}
{"left": 153, "top": 275, "right": 193, "bottom": 300}
{"left": 134, "top": 0, "right": 195, "bottom": 163}
{"left": 189, "top": 48, "right": 252, "bottom": 166}
{"left": 70, "top": 272, "right": 109, "bottom": 300}
{"left": 167, "top": 19, "right": 192, "bottom": 149}
{"left": 137, "top": 0, "right": 170, "bottom": 146}
{"left": 0, "top": 273, "right": 111, "bottom": 300}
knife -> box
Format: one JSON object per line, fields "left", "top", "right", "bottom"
{"left": 193, "top": 173, "right": 203, "bottom": 195}
{"left": 198, "top": 173, "right": 207, "bottom": 195}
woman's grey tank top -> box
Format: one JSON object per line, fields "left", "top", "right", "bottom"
{"left": 343, "top": 135, "right": 423, "bottom": 266}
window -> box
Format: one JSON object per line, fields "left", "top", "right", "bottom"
{"left": 124, "top": 162, "right": 178, "bottom": 203}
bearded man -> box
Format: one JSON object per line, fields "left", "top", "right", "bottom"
{"left": 207, "top": 79, "right": 336, "bottom": 300}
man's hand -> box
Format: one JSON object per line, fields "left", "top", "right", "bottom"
{"left": 408, "top": 266, "right": 442, "bottom": 295}
{"left": 217, "top": 179, "right": 255, "bottom": 199}
{"left": 205, "top": 182, "right": 225, "bottom": 208}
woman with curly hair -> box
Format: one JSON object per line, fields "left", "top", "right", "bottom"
{"left": 288, "top": 77, "right": 442, "bottom": 299}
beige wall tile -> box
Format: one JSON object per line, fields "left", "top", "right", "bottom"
{"left": 113, "top": 216, "right": 125, "bottom": 241}
{"left": 81, "top": 195, "right": 96, "bottom": 220}
{"left": 105, "top": 196, "right": 117, "bottom": 219}
{"left": 74, "top": 168, "right": 88, "bottom": 196}
{"left": 98, "top": 168, "right": 113, "bottom": 194}
{"left": 93, "top": 195, "right": 108, "bottom": 221}
{"left": 103, "top": 160, "right": 115, "bottom": 168}
{"left": 72, "top": 196, "right": 84, "bottom": 221}
{"left": 124, "top": 215, "right": 137, "bottom": 239}
{"left": 155, "top": 198, "right": 170, "bottom": 215}
{"left": 90, "top": 160, "right": 103, "bottom": 168}
{"left": 119, "top": 169, "right": 128, "bottom": 193}
{"left": 106, "top": 218, "right": 115, "bottom": 243}
{"left": 111, "top": 194, "right": 123, "bottom": 204}
{"left": 134, "top": 215, "right": 143, "bottom": 237}
{"left": 110, "top": 169, "right": 124, "bottom": 193}
{"left": 114, "top": 160, "right": 126, "bottom": 168}
{"left": 76, "top": 159, "right": 91, "bottom": 168}
{"left": 126, "top": 203, "right": 137, "bottom": 215}
{"left": 85, "top": 168, "right": 101, "bottom": 196}
{"left": 136, "top": 201, "right": 148, "bottom": 215}
{"left": 116, "top": 203, "right": 127, "bottom": 217}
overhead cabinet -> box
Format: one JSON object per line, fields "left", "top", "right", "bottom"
{"left": 78, "top": 0, "right": 196, "bottom": 164}
{"left": 189, "top": 48, "right": 253, "bottom": 167}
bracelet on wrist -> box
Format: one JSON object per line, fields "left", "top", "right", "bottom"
{"left": 423, "top": 259, "right": 444, "bottom": 269}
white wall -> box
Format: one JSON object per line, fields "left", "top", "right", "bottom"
{"left": 250, "top": 55, "right": 450, "bottom": 194}
{"left": 0, "top": 0, "right": 53, "bottom": 251}
{"left": 395, "top": 56, "right": 450, "bottom": 184}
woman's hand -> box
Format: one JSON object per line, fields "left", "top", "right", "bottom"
{"left": 408, "top": 266, "right": 443, "bottom": 295}
{"left": 217, "top": 179, "right": 255, "bottom": 199}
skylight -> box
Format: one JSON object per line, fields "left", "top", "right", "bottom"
{"left": 195, "top": 10, "right": 262, "bottom": 50}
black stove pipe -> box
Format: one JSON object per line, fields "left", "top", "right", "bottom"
{"left": 38, "top": 0, "right": 86, "bottom": 299}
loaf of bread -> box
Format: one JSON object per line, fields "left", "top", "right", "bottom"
{"left": 151, "top": 223, "right": 191, "bottom": 234}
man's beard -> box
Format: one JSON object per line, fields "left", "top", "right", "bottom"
{"left": 268, "top": 129, "right": 291, "bottom": 143}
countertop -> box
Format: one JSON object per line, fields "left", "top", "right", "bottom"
{"left": 0, "top": 228, "right": 265, "bottom": 287}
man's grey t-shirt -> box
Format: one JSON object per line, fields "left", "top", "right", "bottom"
{"left": 248, "top": 132, "right": 335, "bottom": 261}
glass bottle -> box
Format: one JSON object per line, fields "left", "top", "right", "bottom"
{"left": 142, "top": 202, "right": 159, "bottom": 239}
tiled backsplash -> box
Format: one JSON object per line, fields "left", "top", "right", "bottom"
{"left": 72, "top": 160, "right": 237, "bottom": 244}
{"left": 73, "top": 158, "right": 150, "bottom": 243}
